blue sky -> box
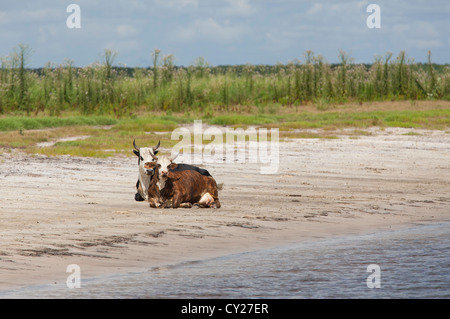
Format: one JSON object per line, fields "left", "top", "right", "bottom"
{"left": 1, "top": 0, "right": 449, "bottom": 67}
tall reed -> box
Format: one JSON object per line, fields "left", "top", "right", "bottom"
{"left": 0, "top": 45, "right": 448, "bottom": 117}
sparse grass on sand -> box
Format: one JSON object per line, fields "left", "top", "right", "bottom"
{"left": 0, "top": 100, "right": 448, "bottom": 158}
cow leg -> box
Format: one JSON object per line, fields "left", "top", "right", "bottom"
{"left": 161, "top": 199, "right": 172, "bottom": 208}
{"left": 212, "top": 189, "right": 221, "bottom": 208}
{"left": 135, "top": 180, "right": 145, "bottom": 201}
{"left": 198, "top": 193, "right": 214, "bottom": 208}
{"left": 172, "top": 194, "right": 181, "bottom": 209}
{"left": 179, "top": 203, "right": 193, "bottom": 208}
{"left": 203, "top": 188, "right": 221, "bottom": 208}
{"left": 149, "top": 198, "right": 161, "bottom": 208}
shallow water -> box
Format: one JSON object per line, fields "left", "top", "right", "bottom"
{"left": 2, "top": 222, "right": 449, "bottom": 298}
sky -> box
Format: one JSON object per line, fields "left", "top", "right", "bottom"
{"left": 0, "top": 0, "right": 449, "bottom": 67}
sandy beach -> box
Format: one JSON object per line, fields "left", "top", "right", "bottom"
{"left": 1, "top": 126, "right": 449, "bottom": 292}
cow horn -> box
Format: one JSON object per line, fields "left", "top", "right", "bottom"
{"left": 153, "top": 140, "right": 160, "bottom": 152}
{"left": 133, "top": 139, "right": 140, "bottom": 151}
{"left": 169, "top": 152, "right": 179, "bottom": 162}
{"left": 149, "top": 148, "right": 158, "bottom": 161}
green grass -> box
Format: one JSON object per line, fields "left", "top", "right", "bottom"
{"left": 202, "top": 108, "right": 450, "bottom": 131}
{"left": 113, "top": 117, "right": 180, "bottom": 133}
{"left": 272, "top": 109, "right": 450, "bottom": 130}
{"left": 0, "top": 116, "right": 117, "bottom": 132}
{"left": 1, "top": 102, "right": 448, "bottom": 158}
{"left": 209, "top": 114, "right": 277, "bottom": 126}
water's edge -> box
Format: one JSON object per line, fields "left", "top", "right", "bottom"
{"left": 2, "top": 222, "right": 449, "bottom": 298}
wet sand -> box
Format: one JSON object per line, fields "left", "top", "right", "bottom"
{"left": 1, "top": 127, "right": 449, "bottom": 291}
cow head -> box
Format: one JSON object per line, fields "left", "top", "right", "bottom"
{"left": 133, "top": 139, "right": 160, "bottom": 176}
{"left": 151, "top": 152, "right": 179, "bottom": 185}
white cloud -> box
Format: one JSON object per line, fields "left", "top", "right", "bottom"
{"left": 0, "top": 7, "right": 60, "bottom": 25}
{"left": 224, "top": 0, "right": 253, "bottom": 15}
{"left": 22, "top": 8, "right": 60, "bottom": 22}
{"left": 0, "top": 11, "right": 10, "bottom": 24}
{"left": 105, "top": 39, "right": 141, "bottom": 56}
{"left": 401, "top": 21, "right": 442, "bottom": 49}
{"left": 413, "top": 21, "right": 440, "bottom": 38}
{"left": 356, "top": 1, "right": 368, "bottom": 10}
{"left": 391, "top": 24, "right": 410, "bottom": 37}
{"left": 307, "top": 3, "right": 323, "bottom": 15}
{"left": 176, "top": 18, "right": 248, "bottom": 43}
{"left": 154, "top": 0, "right": 198, "bottom": 9}
{"left": 116, "top": 24, "right": 138, "bottom": 37}
{"left": 408, "top": 39, "right": 443, "bottom": 49}
{"left": 37, "top": 24, "right": 59, "bottom": 43}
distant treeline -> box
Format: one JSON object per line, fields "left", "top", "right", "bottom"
{"left": 30, "top": 62, "right": 450, "bottom": 78}
{"left": 1, "top": 45, "right": 449, "bottom": 116}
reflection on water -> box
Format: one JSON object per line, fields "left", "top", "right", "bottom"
{"left": 1, "top": 222, "right": 449, "bottom": 298}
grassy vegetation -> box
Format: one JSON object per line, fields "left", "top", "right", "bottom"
{"left": 0, "top": 116, "right": 117, "bottom": 131}
{"left": 1, "top": 46, "right": 449, "bottom": 117}
{"left": 0, "top": 45, "right": 449, "bottom": 158}
{"left": 0, "top": 101, "right": 448, "bottom": 158}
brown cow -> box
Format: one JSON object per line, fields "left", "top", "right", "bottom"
{"left": 163, "top": 169, "right": 221, "bottom": 209}
{"left": 144, "top": 161, "right": 221, "bottom": 209}
{"left": 143, "top": 161, "right": 162, "bottom": 208}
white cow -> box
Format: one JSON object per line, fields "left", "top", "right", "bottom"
{"left": 133, "top": 139, "right": 160, "bottom": 201}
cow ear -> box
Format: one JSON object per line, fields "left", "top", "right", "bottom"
{"left": 168, "top": 163, "right": 178, "bottom": 170}
{"left": 153, "top": 150, "right": 159, "bottom": 156}
{"left": 133, "top": 150, "right": 139, "bottom": 157}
